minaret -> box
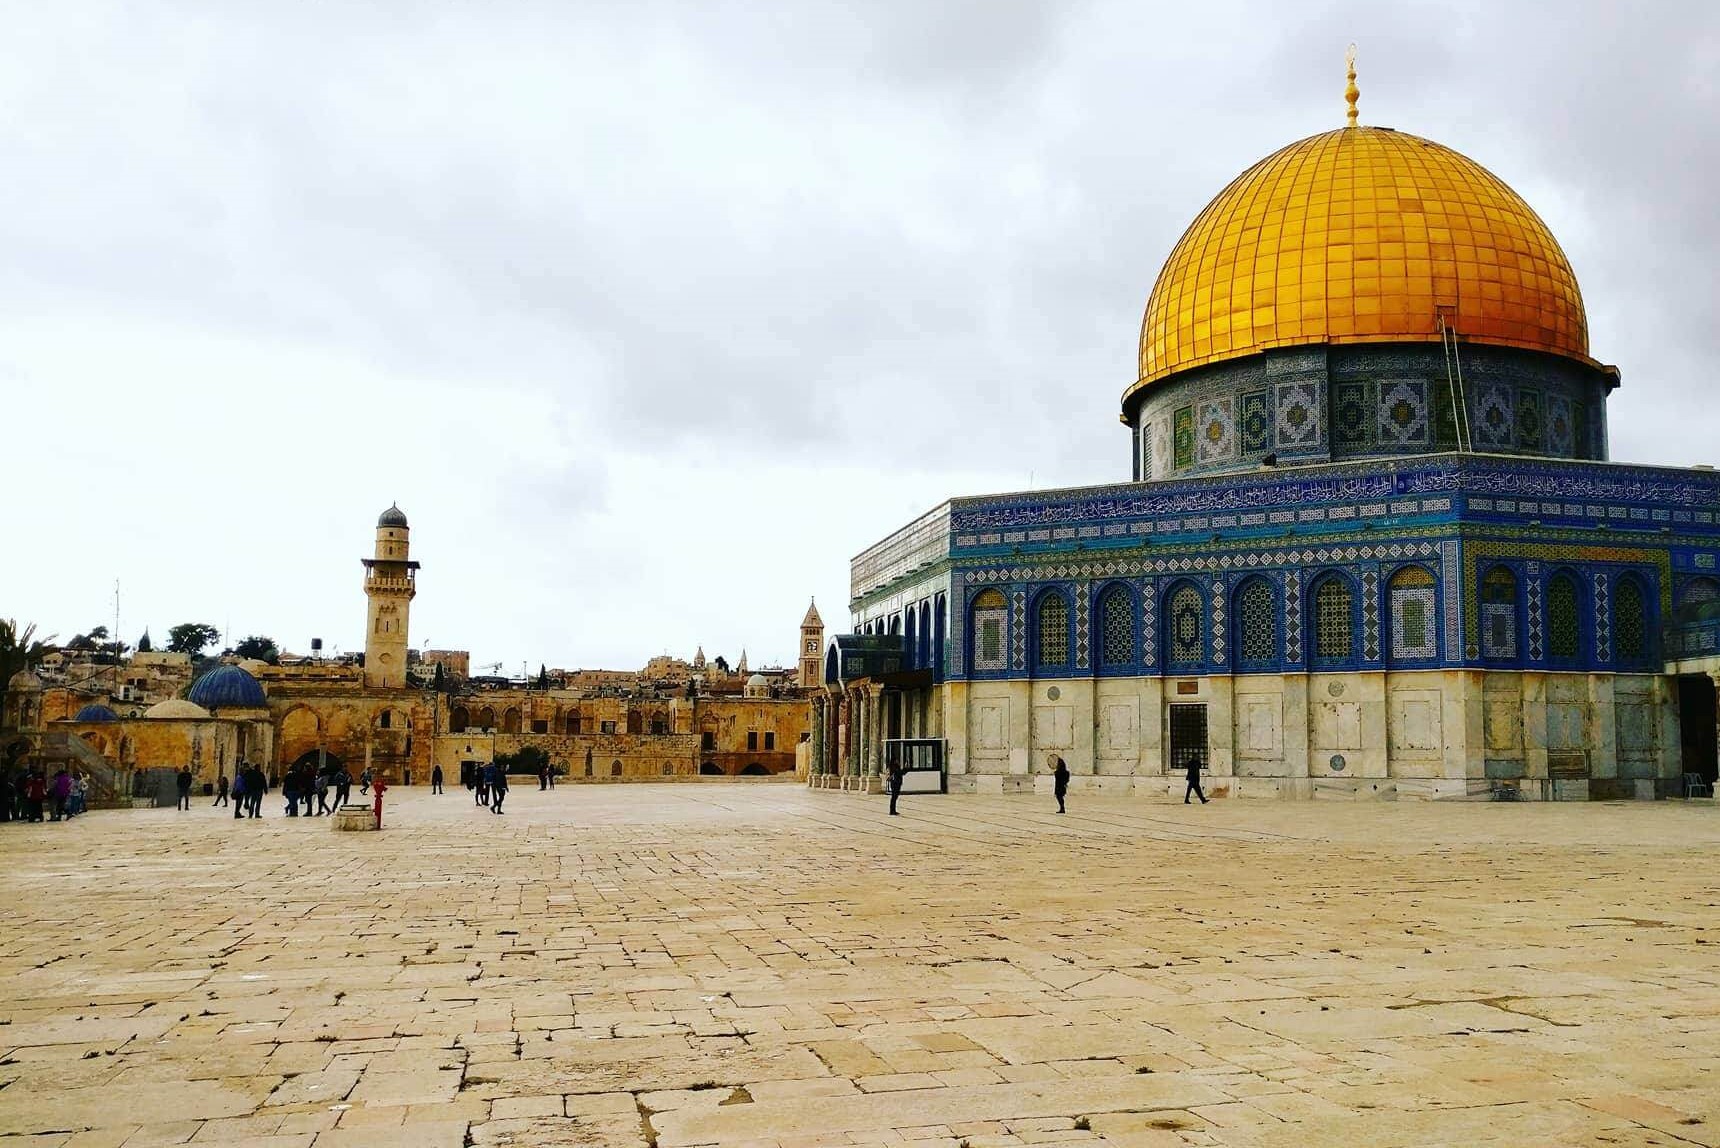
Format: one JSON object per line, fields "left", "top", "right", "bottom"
{"left": 737, "top": 649, "right": 749, "bottom": 676}
{"left": 798, "top": 599, "right": 824, "bottom": 689}
{"left": 362, "top": 504, "right": 418, "bottom": 689}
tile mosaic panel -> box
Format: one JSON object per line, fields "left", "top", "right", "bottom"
{"left": 1099, "top": 585, "right": 1131, "bottom": 666}
{"left": 1362, "top": 568, "right": 1381, "bottom": 661}
{"left": 1391, "top": 586, "right": 1438, "bottom": 659}
{"left": 1274, "top": 380, "right": 1321, "bottom": 448}
{"left": 1430, "top": 380, "right": 1461, "bottom": 449}
{"left": 1151, "top": 418, "right": 1172, "bottom": 479}
{"left": 1441, "top": 541, "right": 1461, "bottom": 656}
{"left": 1482, "top": 603, "right": 1518, "bottom": 659}
{"left": 1284, "top": 572, "right": 1303, "bottom": 663}
{"left": 1168, "top": 584, "right": 1203, "bottom": 666}
{"left": 1074, "top": 580, "right": 1091, "bottom": 668}
{"left": 1594, "top": 571, "right": 1613, "bottom": 662}
{"left": 1527, "top": 565, "right": 1545, "bottom": 661}
{"left": 1238, "top": 579, "right": 1276, "bottom": 665}
{"left": 1010, "top": 589, "right": 1026, "bottom": 671}
{"left": 1210, "top": 577, "right": 1227, "bottom": 665}
{"left": 1473, "top": 383, "right": 1514, "bottom": 448}
{"left": 1195, "top": 398, "right": 1237, "bottom": 465}
{"left": 1140, "top": 578, "right": 1157, "bottom": 668}
{"left": 1240, "top": 390, "right": 1271, "bottom": 454}
{"left": 1377, "top": 379, "right": 1428, "bottom": 447}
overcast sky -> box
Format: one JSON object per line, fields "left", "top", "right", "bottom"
{"left": 5, "top": 1, "right": 1718, "bottom": 673}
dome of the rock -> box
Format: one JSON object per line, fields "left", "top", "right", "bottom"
{"left": 1127, "top": 124, "right": 1591, "bottom": 404}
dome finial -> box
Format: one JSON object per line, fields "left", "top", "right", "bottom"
{"left": 1344, "top": 43, "right": 1359, "bottom": 127}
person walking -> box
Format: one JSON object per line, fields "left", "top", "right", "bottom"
{"left": 245, "top": 764, "right": 266, "bottom": 818}
{"left": 538, "top": 761, "right": 549, "bottom": 791}
{"left": 175, "top": 766, "right": 194, "bottom": 812}
{"left": 359, "top": 768, "right": 372, "bottom": 796}
{"left": 333, "top": 765, "right": 351, "bottom": 808}
{"left": 231, "top": 770, "right": 246, "bottom": 819}
{"left": 214, "top": 772, "right": 229, "bottom": 807}
{"left": 0, "top": 769, "right": 13, "bottom": 823}
{"left": 489, "top": 763, "right": 508, "bottom": 814}
{"left": 282, "top": 769, "right": 300, "bottom": 816}
{"left": 1051, "top": 755, "right": 1070, "bottom": 814}
{"left": 50, "top": 767, "right": 73, "bottom": 821}
{"left": 475, "top": 766, "right": 490, "bottom": 808}
{"left": 23, "top": 769, "right": 47, "bottom": 821}
{"left": 1183, "top": 757, "right": 1208, "bottom": 805}
{"left": 887, "top": 760, "right": 904, "bottom": 816}
{"left": 430, "top": 763, "right": 443, "bottom": 794}
{"left": 68, "top": 772, "right": 87, "bottom": 817}
{"left": 314, "top": 768, "right": 332, "bottom": 816}
{"left": 546, "top": 765, "right": 556, "bottom": 790}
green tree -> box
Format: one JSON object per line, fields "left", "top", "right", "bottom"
{"left": 494, "top": 745, "right": 551, "bottom": 775}
{"left": 166, "top": 622, "right": 221, "bottom": 656}
{"left": 536, "top": 664, "right": 549, "bottom": 690}
{"left": 233, "top": 635, "right": 280, "bottom": 663}
{"left": 136, "top": 629, "right": 152, "bottom": 653}
{"left": 432, "top": 662, "right": 445, "bottom": 692}
{"left": 0, "top": 619, "right": 54, "bottom": 688}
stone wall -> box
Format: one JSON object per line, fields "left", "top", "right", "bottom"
{"left": 942, "top": 670, "right": 1678, "bottom": 800}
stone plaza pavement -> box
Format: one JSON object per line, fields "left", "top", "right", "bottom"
{"left": 2, "top": 786, "right": 1719, "bottom": 1147}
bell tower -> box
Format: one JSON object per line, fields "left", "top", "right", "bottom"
{"left": 798, "top": 599, "right": 824, "bottom": 689}
{"left": 362, "top": 504, "right": 418, "bottom": 689}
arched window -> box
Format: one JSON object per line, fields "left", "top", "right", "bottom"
{"left": 476, "top": 706, "right": 496, "bottom": 731}
{"left": 450, "top": 706, "right": 469, "bottom": 733}
{"left": 1481, "top": 566, "right": 1518, "bottom": 659}
{"left": 1166, "top": 583, "right": 1204, "bottom": 668}
{"left": 1388, "top": 566, "right": 1438, "bottom": 661}
{"left": 610, "top": 760, "right": 622, "bottom": 776}
{"left": 1312, "top": 576, "right": 1354, "bottom": 663}
{"left": 1614, "top": 575, "right": 1650, "bottom": 664}
{"left": 1099, "top": 584, "right": 1134, "bottom": 668}
{"left": 933, "top": 594, "right": 948, "bottom": 679}
{"left": 502, "top": 707, "right": 521, "bottom": 735}
{"left": 1035, "top": 591, "right": 1070, "bottom": 668}
{"left": 1236, "top": 578, "right": 1277, "bottom": 669}
{"left": 918, "top": 601, "right": 932, "bottom": 670}
{"left": 1548, "top": 571, "right": 1580, "bottom": 660}
{"left": 903, "top": 609, "right": 918, "bottom": 670}
{"left": 971, "top": 588, "right": 1008, "bottom": 672}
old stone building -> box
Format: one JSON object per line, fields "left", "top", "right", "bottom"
{"left": 5, "top": 503, "right": 814, "bottom": 796}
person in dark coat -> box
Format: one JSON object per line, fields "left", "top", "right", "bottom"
{"left": 489, "top": 763, "right": 508, "bottom": 814}
{"left": 175, "top": 767, "right": 194, "bottom": 812}
{"left": 214, "top": 772, "right": 229, "bottom": 807}
{"left": 1051, "top": 756, "right": 1070, "bottom": 814}
{"left": 245, "top": 764, "right": 267, "bottom": 817}
{"left": 333, "top": 765, "right": 351, "bottom": 808}
{"left": 430, "top": 763, "right": 443, "bottom": 794}
{"left": 887, "top": 760, "right": 904, "bottom": 815}
{"left": 1184, "top": 757, "right": 1208, "bottom": 804}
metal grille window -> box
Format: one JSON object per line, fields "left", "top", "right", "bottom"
{"left": 1099, "top": 585, "right": 1133, "bottom": 667}
{"left": 1036, "top": 593, "right": 1069, "bottom": 667}
{"left": 1238, "top": 579, "right": 1276, "bottom": 666}
{"left": 1548, "top": 573, "right": 1580, "bottom": 659}
{"left": 1314, "top": 577, "right": 1353, "bottom": 661}
{"left": 1168, "top": 585, "right": 1203, "bottom": 665}
{"left": 1615, "top": 577, "right": 1648, "bottom": 661}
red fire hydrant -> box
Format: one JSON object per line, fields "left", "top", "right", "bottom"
{"left": 372, "top": 777, "right": 388, "bottom": 829}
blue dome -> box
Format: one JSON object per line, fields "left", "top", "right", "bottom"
{"left": 378, "top": 504, "right": 408, "bottom": 528}
{"left": 74, "top": 704, "right": 118, "bottom": 722}
{"left": 187, "top": 665, "right": 267, "bottom": 709}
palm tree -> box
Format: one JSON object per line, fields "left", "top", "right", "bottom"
{"left": 0, "top": 619, "right": 54, "bottom": 686}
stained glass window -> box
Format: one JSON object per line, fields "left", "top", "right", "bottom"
{"left": 1140, "top": 429, "right": 1154, "bottom": 480}
{"left": 1389, "top": 566, "right": 1437, "bottom": 660}
{"left": 1313, "top": 577, "right": 1353, "bottom": 661}
{"left": 1168, "top": 584, "right": 1203, "bottom": 665}
{"left": 1099, "top": 585, "right": 1133, "bottom": 667}
{"left": 1173, "top": 407, "right": 1193, "bottom": 470}
{"left": 1238, "top": 579, "right": 1276, "bottom": 666}
{"left": 972, "top": 589, "right": 1007, "bottom": 671}
{"left": 1036, "top": 593, "right": 1069, "bottom": 667}
{"left": 1615, "top": 577, "right": 1648, "bottom": 662}
{"left": 1548, "top": 573, "right": 1580, "bottom": 660}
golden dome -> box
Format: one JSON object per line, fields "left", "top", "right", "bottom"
{"left": 1129, "top": 126, "right": 1592, "bottom": 402}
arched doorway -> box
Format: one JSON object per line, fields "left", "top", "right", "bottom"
{"left": 740, "top": 763, "right": 769, "bottom": 776}
{"left": 292, "top": 749, "right": 344, "bottom": 771}
{"left": 699, "top": 762, "right": 724, "bottom": 776}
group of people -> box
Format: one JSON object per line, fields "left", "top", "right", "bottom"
{"left": 469, "top": 761, "right": 510, "bottom": 813}
{"left": 0, "top": 766, "right": 90, "bottom": 822}
{"left": 274, "top": 759, "right": 361, "bottom": 817}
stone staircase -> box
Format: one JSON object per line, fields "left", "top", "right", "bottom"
{"left": 28, "top": 730, "right": 134, "bottom": 809}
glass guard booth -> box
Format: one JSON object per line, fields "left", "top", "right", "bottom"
{"left": 884, "top": 738, "right": 946, "bottom": 794}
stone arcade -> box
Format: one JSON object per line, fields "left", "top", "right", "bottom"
{"left": 813, "top": 78, "right": 1720, "bottom": 801}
